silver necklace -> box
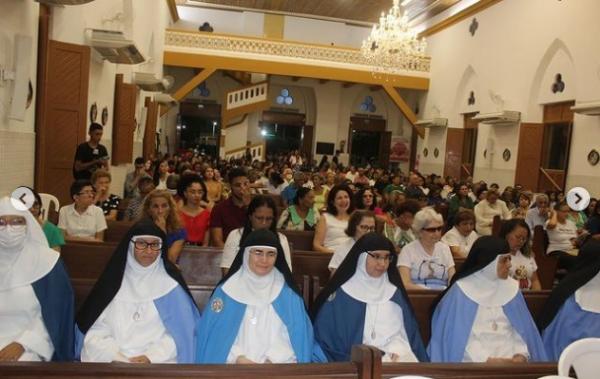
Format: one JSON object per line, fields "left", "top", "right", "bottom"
{"left": 370, "top": 305, "right": 379, "bottom": 340}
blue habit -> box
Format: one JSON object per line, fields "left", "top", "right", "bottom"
{"left": 428, "top": 285, "right": 548, "bottom": 362}
{"left": 75, "top": 286, "right": 200, "bottom": 363}
{"left": 542, "top": 295, "right": 600, "bottom": 361}
{"left": 31, "top": 259, "right": 74, "bottom": 362}
{"left": 313, "top": 288, "right": 428, "bottom": 362}
{"left": 195, "top": 284, "right": 327, "bottom": 363}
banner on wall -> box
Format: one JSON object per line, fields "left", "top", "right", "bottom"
{"left": 389, "top": 135, "right": 410, "bottom": 163}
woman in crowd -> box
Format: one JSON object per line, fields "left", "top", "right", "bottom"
{"left": 313, "top": 185, "right": 354, "bottom": 253}
{"left": 277, "top": 187, "right": 320, "bottom": 231}
{"left": 220, "top": 195, "right": 291, "bottom": 275}
{"left": 27, "top": 188, "right": 65, "bottom": 252}
{"left": 58, "top": 180, "right": 107, "bottom": 242}
{"left": 328, "top": 210, "right": 376, "bottom": 273}
{"left": 568, "top": 207, "right": 588, "bottom": 233}
{"left": 384, "top": 200, "right": 421, "bottom": 251}
{"left": 312, "top": 233, "right": 427, "bottom": 362}
{"left": 546, "top": 201, "right": 579, "bottom": 270}
{"left": 355, "top": 187, "right": 383, "bottom": 216}
{"left": 324, "top": 171, "right": 336, "bottom": 191}
{"left": 499, "top": 219, "right": 541, "bottom": 290}
{"left": 584, "top": 201, "right": 600, "bottom": 238}
{"left": 0, "top": 197, "right": 73, "bottom": 362}
{"left": 538, "top": 239, "right": 600, "bottom": 360}
{"left": 154, "top": 160, "right": 170, "bottom": 190}
{"left": 203, "top": 166, "right": 223, "bottom": 204}
{"left": 266, "top": 170, "right": 286, "bottom": 195}
{"left": 76, "top": 220, "right": 200, "bottom": 363}
{"left": 512, "top": 192, "right": 532, "bottom": 219}
{"left": 141, "top": 190, "right": 186, "bottom": 264}
{"left": 196, "top": 230, "right": 326, "bottom": 363}
{"left": 311, "top": 173, "right": 328, "bottom": 212}
{"left": 398, "top": 208, "right": 455, "bottom": 290}
{"left": 177, "top": 174, "right": 211, "bottom": 246}
{"left": 447, "top": 183, "right": 474, "bottom": 228}
{"left": 92, "top": 170, "right": 121, "bottom": 222}
{"left": 428, "top": 236, "right": 547, "bottom": 362}
{"left": 500, "top": 187, "right": 516, "bottom": 211}
{"left": 441, "top": 210, "right": 478, "bottom": 259}
{"left": 474, "top": 189, "right": 512, "bottom": 236}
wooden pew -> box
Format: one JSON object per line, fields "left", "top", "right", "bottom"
{"left": 532, "top": 225, "right": 557, "bottom": 289}
{"left": 104, "top": 220, "right": 135, "bottom": 243}
{"left": 0, "top": 346, "right": 374, "bottom": 379}
{"left": 377, "top": 361, "right": 557, "bottom": 379}
{"left": 281, "top": 230, "right": 315, "bottom": 251}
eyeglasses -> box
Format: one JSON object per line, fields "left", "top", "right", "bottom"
{"left": 366, "top": 252, "right": 393, "bottom": 262}
{"left": 422, "top": 226, "right": 444, "bottom": 233}
{"left": 132, "top": 240, "right": 162, "bottom": 251}
{"left": 249, "top": 250, "right": 277, "bottom": 259}
{"left": 0, "top": 218, "right": 26, "bottom": 228}
{"left": 78, "top": 190, "right": 96, "bottom": 196}
{"left": 358, "top": 224, "right": 376, "bottom": 232}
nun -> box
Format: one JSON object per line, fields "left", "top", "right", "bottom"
{"left": 538, "top": 239, "right": 600, "bottom": 360}
{"left": 311, "top": 233, "right": 428, "bottom": 363}
{"left": 196, "top": 229, "right": 326, "bottom": 364}
{"left": 75, "top": 219, "right": 200, "bottom": 363}
{"left": 0, "top": 196, "right": 73, "bottom": 362}
{"left": 428, "top": 236, "right": 547, "bottom": 362}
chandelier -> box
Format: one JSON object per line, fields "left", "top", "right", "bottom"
{"left": 361, "top": 0, "right": 428, "bottom": 76}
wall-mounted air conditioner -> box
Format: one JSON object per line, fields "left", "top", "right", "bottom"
{"left": 571, "top": 101, "right": 600, "bottom": 116}
{"left": 471, "top": 110, "right": 520, "bottom": 125}
{"left": 36, "top": 0, "right": 96, "bottom": 5}
{"left": 154, "top": 93, "right": 177, "bottom": 105}
{"left": 89, "top": 29, "right": 144, "bottom": 64}
{"left": 415, "top": 118, "right": 448, "bottom": 128}
{"left": 133, "top": 72, "right": 174, "bottom": 92}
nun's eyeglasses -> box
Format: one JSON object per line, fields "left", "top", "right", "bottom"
{"left": 366, "top": 252, "right": 393, "bottom": 262}
{"left": 132, "top": 240, "right": 162, "bottom": 251}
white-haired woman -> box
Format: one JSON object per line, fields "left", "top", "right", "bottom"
{"left": 397, "top": 208, "right": 455, "bottom": 290}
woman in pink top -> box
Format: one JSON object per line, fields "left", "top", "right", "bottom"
{"left": 177, "top": 174, "right": 211, "bottom": 246}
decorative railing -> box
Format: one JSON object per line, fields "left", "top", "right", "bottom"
{"left": 165, "top": 29, "right": 431, "bottom": 74}
{"left": 225, "top": 142, "right": 266, "bottom": 162}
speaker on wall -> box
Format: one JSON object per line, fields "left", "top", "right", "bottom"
{"left": 316, "top": 142, "right": 335, "bottom": 155}
{"left": 8, "top": 34, "right": 33, "bottom": 121}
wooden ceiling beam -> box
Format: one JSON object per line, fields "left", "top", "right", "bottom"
{"left": 166, "top": 0, "right": 179, "bottom": 23}
{"left": 382, "top": 85, "right": 425, "bottom": 139}
{"left": 160, "top": 68, "right": 216, "bottom": 116}
{"left": 342, "top": 82, "right": 355, "bottom": 88}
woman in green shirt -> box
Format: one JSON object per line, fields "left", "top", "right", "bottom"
{"left": 28, "top": 189, "right": 65, "bottom": 252}
{"left": 447, "top": 183, "right": 475, "bottom": 228}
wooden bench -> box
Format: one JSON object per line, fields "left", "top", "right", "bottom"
{"left": 532, "top": 225, "right": 557, "bottom": 289}
{"left": 377, "top": 361, "right": 557, "bottom": 379}
{"left": 104, "top": 220, "right": 136, "bottom": 243}
{"left": 281, "top": 230, "right": 315, "bottom": 251}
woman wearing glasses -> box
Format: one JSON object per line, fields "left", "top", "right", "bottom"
{"left": 328, "top": 210, "right": 376, "bottom": 274}
{"left": 397, "top": 208, "right": 455, "bottom": 290}
{"left": 197, "top": 229, "right": 326, "bottom": 363}
{"left": 0, "top": 197, "right": 73, "bottom": 362}
{"left": 312, "top": 233, "right": 427, "bottom": 362}
{"left": 220, "top": 196, "right": 291, "bottom": 275}
{"left": 76, "top": 219, "right": 200, "bottom": 363}
{"left": 58, "top": 180, "right": 107, "bottom": 242}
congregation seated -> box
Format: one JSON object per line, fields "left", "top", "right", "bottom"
{"left": 354, "top": 187, "right": 383, "bottom": 215}
{"left": 428, "top": 236, "right": 547, "bottom": 363}
{"left": 313, "top": 184, "right": 353, "bottom": 253}
{"left": 202, "top": 166, "right": 223, "bottom": 204}
{"left": 91, "top": 170, "right": 121, "bottom": 222}
{"left": 280, "top": 171, "right": 306, "bottom": 207}
{"left": 153, "top": 159, "right": 171, "bottom": 190}
{"left": 141, "top": 189, "right": 185, "bottom": 264}
{"left": 499, "top": 219, "right": 542, "bottom": 290}
{"left": 512, "top": 191, "right": 533, "bottom": 219}
{"left": 328, "top": 210, "right": 376, "bottom": 274}
{"left": 177, "top": 174, "right": 211, "bottom": 246}
{"left": 75, "top": 220, "right": 200, "bottom": 363}
{"left": 474, "top": 189, "right": 512, "bottom": 236}
{"left": 441, "top": 210, "right": 478, "bottom": 259}
{"left": 546, "top": 201, "right": 579, "bottom": 270}
{"left": 124, "top": 176, "right": 155, "bottom": 221}
{"left": 525, "top": 193, "right": 550, "bottom": 235}
{"left": 221, "top": 195, "right": 292, "bottom": 275}
{"left": 28, "top": 188, "right": 65, "bottom": 252}
{"left": 538, "top": 239, "right": 600, "bottom": 360}
{"left": 210, "top": 168, "right": 250, "bottom": 248}
{"left": 398, "top": 208, "right": 455, "bottom": 290}
{"left": 310, "top": 173, "right": 328, "bottom": 212}
{"left": 196, "top": 229, "right": 325, "bottom": 364}
{"left": 0, "top": 197, "right": 74, "bottom": 362}
{"left": 277, "top": 187, "right": 320, "bottom": 231}
{"left": 382, "top": 199, "right": 420, "bottom": 251}
{"left": 312, "top": 233, "right": 427, "bottom": 363}
{"left": 123, "top": 157, "right": 151, "bottom": 200}
{"left": 58, "top": 180, "right": 107, "bottom": 243}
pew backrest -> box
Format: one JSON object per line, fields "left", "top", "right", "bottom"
{"left": 281, "top": 230, "right": 315, "bottom": 251}
{"left": 104, "top": 221, "right": 135, "bottom": 243}
{"left": 532, "top": 225, "right": 556, "bottom": 289}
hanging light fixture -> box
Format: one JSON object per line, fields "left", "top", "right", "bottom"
{"left": 361, "top": 0, "right": 428, "bottom": 76}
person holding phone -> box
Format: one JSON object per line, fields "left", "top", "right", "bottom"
{"left": 73, "top": 123, "right": 110, "bottom": 180}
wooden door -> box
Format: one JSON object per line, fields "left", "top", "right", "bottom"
{"left": 302, "top": 124, "right": 314, "bottom": 161}
{"left": 443, "top": 128, "right": 464, "bottom": 180}
{"left": 112, "top": 74, "right": 137, "bottom": 165}
{"left": 35, "top": 40, "right": 90, "bottom": 205}
{"left": 378, "top": 131, "right": 392, "bottom": 168}
{"left": 514, "top": 123, "right": 544, "bottom": 192}
{"left": 143, "top": 97, "right": 159, "bottom": 160}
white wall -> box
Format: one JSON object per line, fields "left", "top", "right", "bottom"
{"left": 284, "top": 16, "right": 369, "bottom": 48}
{"left": 420, "top": 0, "right": 600, "bottom": 194}
{"left": 176, "top": 7, "right": 264, "bottom": 37}
{"left": 0, "top": 0, "right": 39, "bottom": 196}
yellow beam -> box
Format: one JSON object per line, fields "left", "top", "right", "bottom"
{"left": 419, "top": 0, "right": 502, "bottom": 38}
{"left": 161, "top": 68, "right": 216, "bottom": 116}
{"left": 166, "top": 0, "right": 179, "bottom": 23}
{"left": 383, "top": 85, "right": 425, "bottom": 139}
{"left": 164, "top": 51, "right": 429, "bottom": 90}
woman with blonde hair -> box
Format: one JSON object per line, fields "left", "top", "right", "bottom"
{"left": 141, "top": 190, "right": 186, "bottom": 264}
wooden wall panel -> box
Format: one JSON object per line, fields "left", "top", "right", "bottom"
{"left": 443, "top": 128, "right": 464, "bottom": 180}
{"left": 143, "top": 98, "right": 159, "bottom": 160}
{"left": 112, "top": 74, "right": 137, "bottom": 165}
{"left": 514, "top": 123, "right": 544, "bottom": 192}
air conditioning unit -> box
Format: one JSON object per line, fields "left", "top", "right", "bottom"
{"left": 415, "top": 118, "right": 448, "bottom": 128}
{"left": 154, "top": 93, "right": 177, "bottom": 105}
{"left": 471, "top": 110, "right": 520, "bottom": 125}
{"left": 133, "top": 72, "right": 174, "bottom": 92}
{"left": 89, "top": 29, "right": 144, "bottom": 64}
{"left": 36, "top": 0, "right": 95, "bottom": 5}
{"left": 571, "top": 101, "right": 600, "bottom": 116}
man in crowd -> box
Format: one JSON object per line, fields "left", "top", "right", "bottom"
{"left": 210, "top": 168, "right": 251, "bottom": 247}
{"left": 72, "top": 123, "right": 109, "bottom": 180}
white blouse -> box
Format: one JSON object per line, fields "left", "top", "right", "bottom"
{"left": 322, "top": 213, "right": 351, "bottom": 250}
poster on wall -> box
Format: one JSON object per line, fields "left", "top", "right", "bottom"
{"left": 389, "top": 136, "right": 410, "bottom": 163}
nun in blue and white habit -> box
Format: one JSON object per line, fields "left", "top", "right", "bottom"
{"left": 428, "top": 236, "right": 547, "bottom": 362}
{"left": 75, "top": 219, "right": 200, "bottom": 363}
{"left": 311, "top": 233, "right": 428, "bottom": 362}
{"left": 196, "top": 229, "right": 326, "bottom": 364}
{"left": 0, "top": 197, "right": 74, "bottom": 362}
{"left": 538, "top": 239, "right": 600, "bottom": 360}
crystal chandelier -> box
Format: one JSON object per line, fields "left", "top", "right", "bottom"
{"left": 361, "top": 0, "right": 428, "bottom": 76}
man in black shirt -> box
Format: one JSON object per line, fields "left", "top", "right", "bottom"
{"left": 73, "top": 123, "right": 110, "bottom": 180}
